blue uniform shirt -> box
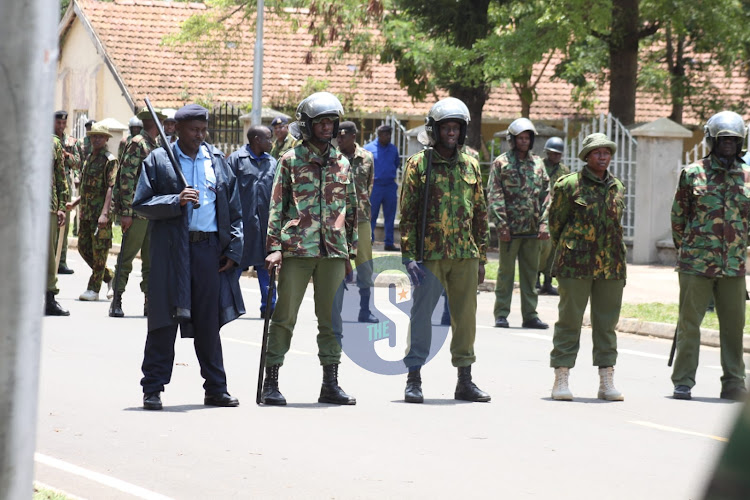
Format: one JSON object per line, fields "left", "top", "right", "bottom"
{"left": 176, "top": 142, "right": 217, "bottom": 232}
{"left": 364, "top": 139, "right": 400, "bottom": 185}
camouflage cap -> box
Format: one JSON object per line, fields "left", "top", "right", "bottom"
{"left": 578, "top": 133, "right": 617, "bottom": 161}
{"left": 135, "top": 106, "right": 166, "bottom": 122}
{"left": 86, "top": 123, "right": 112, "bottom": 138}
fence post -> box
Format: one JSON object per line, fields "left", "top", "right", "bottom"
{"left": 630, "top": 118, "right": 692, "bottom": 264}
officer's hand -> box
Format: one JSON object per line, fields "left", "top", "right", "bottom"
{"left": 538, "top": 230, "right": 550, "bottom": 241}
{"left": 179, "top": 188, "right": 199, "bottom": 206}
{"left": 97, "top": 212, "right": 109, "bottom": 228}
{"left": 266, "top": 251, "right": 282, "bottom": 272}
{"left": 478, "top": 263, "right": 485, "bottom": 284}
{"left": 56, "top": 210, "right": 66, "bottom": 227}
{"left": 406, "top": 260, "right": 425, "bottom": 287}
{"left": 120, "top": 215, "right": 133, "bottom": 233}
{"left": 498, "top": 227, "right": 511, "bottom": 242}
{"left": 345, "top": 259, "right": 354, "bottom": 284}
{"left": 218, "top": 256, "right": 236, "bottom": 273}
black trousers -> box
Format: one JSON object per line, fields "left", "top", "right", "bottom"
{"left": 141, "top": 234, "right": 228, "bottom": 395}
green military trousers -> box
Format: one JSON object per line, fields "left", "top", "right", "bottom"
{"left": 550, "top": 278, "right": 624, "bottom": 368}
{"left": 494, "top": 238, "right": 541, "bottom": 321}
{"left": 538, "top": 239, "right": 556, "bottom": 281}
{"left": 47, "top": 213, "right": 60, "bottom": 294}
{"left": 671, "top": 273, "right": 746, "bottom": 391}
{"left": 266, "top": 256, "right": 346, "bottom": 367}
{"left": 355, "top": 219, "right": 374, "bottom": 288}
{"left": 78, "top": 219, "right": 113, "bottom": 292}
{"left": 405, "top": 259, "right": 479, "bottom": 368}
{"left": 115, "top": 217, "right": 151, "bottom": 295}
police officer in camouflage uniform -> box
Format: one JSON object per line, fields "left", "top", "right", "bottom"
{"left": 671, "top": 111, "right": 750, "bottom": 402}
{"left": 53, "top": 110, "right": 81, "bottom": 275}
{"left": 336, "top": 120, "right": 378, "bottom": 323}
{"left": 537, "top": 137, "right": 570, "bottom": 296}
{"left": 45, "top": 136, "right": 71, "bottom": 316}
{"left": 269, "top": 116, "right": 297, "bottom": 160}
{"left": 67, "top": 123, "right": 118, "bottom": 301}
{"left": 487, "top": 118, "right": 550, "bottom": 329}
{"left": 119, "top": 116, "right": 143, "bottom": 162}
{"left": 261, "top": 92, "right": 358, "bottom": 406}
{"left": 78, "top": 119, "right": 95, "bottom": 160}
{"left": 109, "top": 107, "right": 164, "bottom": 317}
{"left": 400, "top": 97, "right": 490, "bottom": 403}
{"left": 549, "top": 133, "right": 625, "bottom": 402}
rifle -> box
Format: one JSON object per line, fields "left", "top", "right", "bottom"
{"left": 256, "top": 266, "right": 277, "bottom": 404}
{"left": 144, "top": 97, "right": 199, "bottom": 208}
{"left": 54, "top": 218, "right": 66, "bottom": 272}
{"left": 668, "top": 324, "right": 677, "bottom": 367}
{"left": 417, "top": 148, "right": 434, "bottom": 264}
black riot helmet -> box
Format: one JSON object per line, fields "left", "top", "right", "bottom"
{"left": 424, "top": 97, "right": 471, "bottom": 147}
{"left": 295, "top": 92, "right": 345, "bottom": 142}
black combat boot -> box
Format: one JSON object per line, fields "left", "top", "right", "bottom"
{"left": 404, "top": 367, "right": 424, "bottom": 403}
{"left": 44, "top": 291, "right": 70, "bottom": 316}
{"left": 535, "top": 273, "right": 542, "bottom": 290}
{"left": 357, "top": 288, "right": 379, "bottom": 323}
{"left": 455, "top": 366, "right": 491, "bottom": 402}
{"left": 539, "top": 276, "right": 559, "bottom": 296}
{"left": 109, "top": 294, "right": 124, "bottom": 318}
{"left": 318, "top": 364, "right": 356, "bottom": 405}
{"left": 144, "top": 296, "right": 149, "bottom": 317}
{"left": 261, "top": 365, "right": 286, "bottom": 405}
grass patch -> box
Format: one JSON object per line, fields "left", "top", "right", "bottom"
{"left": 620, "top": 302, "right": 750, "bottom": 335}
{"left": 34, "top": 484, "right": 71, "bottom": 500}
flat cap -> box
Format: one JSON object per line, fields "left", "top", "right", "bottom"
{"left": 578, "top": 133, "right": 617, "bottom": 161}
{"left": 339, "top": 121, "right": 358, "bottom": 135}
{"left": 271, "top": 116, "right": 289, "bottom": 127}
{"left": 54, "top": 110, "right": 68, "bottom": 119}
{"left": 175, "top": 104, "right": 209, "bottom": 122}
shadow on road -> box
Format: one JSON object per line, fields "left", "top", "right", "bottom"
{"left": 122, "top": 404, "right": 214, "bottom": 413}
{"left": 539, "top": 397, "right": 616, "bottom": 404}
{"left": 390, "top": 399, "right": 475, "bottom": 406}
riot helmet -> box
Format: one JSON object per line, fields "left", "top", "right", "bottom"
{"left": 704, "top": 111, "right": 746, "bottom": 156}
{"left": 128, "top": 116, "right": 143, "bottom": 128}
{"left": 295, "top": 92, "right": 345, "bottom": 141}
{"left": 544, "top": 136, "right": 564, "bottom": 154}
{"left": 506, "top": 118, "right": 537, "bottom": 149}
{"left": 424, "top": 97, "right": 470, "bottom": 147}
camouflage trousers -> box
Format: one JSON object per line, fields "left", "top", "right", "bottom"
{"left": 355, "top": 219, "right": 374, "bottom": 288}
{"left": 78, "top": 219, "right": 113, "bottom": 292}
{"left": 494, "top": 238, "right": 541, "bottom": 322}
{"left": 266, "top": 257, "right": 346, "bottom": 367}
{"left": 671, "top": 273, "right": 746, "bottom": 391}
{"left": 538, "top": 238, "right": 556, "bottom": 281}
{"left": 550, "top": 278, "right": 624, "bottom": 368}
{"left": 405, "top": 259, "right": 479, "bottom": 369}
{"left": 47, "top": 213, "right": 60, "bottom": 294}
{"left": 114, "top": 217, "right": 151, "bottom": 295}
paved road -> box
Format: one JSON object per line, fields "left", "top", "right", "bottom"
{"left": 35, "top": 254, "right": 747, "bottom": 499}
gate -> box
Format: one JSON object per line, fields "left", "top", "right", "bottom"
{"left": 563, "top": 114, "right": 638, "bottom": 239}
{"left": 209, "top": 103, "right": 244, "bottom": 155}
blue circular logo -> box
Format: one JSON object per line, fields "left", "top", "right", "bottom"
{"left": 333, "top": 256, "right": 451, "bottom": 375}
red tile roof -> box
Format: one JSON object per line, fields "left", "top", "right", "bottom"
{"left": 66, "top": 0, "right": 749, "bottom": 125}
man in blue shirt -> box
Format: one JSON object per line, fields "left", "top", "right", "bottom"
{"left": 133, "top": 104, "right": 245, "bottom": 411}
{"left": 228, "top": 125, "right": 278, "bottom": 316}
{"left": 364, "top": 124, "right": 401, "bottom": 251}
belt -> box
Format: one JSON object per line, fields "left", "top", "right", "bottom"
{"left": 189, "top": 231, "right": 216, "bottom": 243}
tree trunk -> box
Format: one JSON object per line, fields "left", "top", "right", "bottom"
{"left": 608, "top": 0, "right": 640, "bottom": 125}
{"left": 668, "top": 34, "right": 685, "bottom": 124}
{"left": 451, "top": 85, "right": 489, "bottom": 151}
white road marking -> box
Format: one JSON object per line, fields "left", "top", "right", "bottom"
{"left": 706, "top": 365, "right": 750, "bottom": 375}
{"left": 629, "top": 421, "right": 728, "bottom": 442}
{"left": 618, "top": 348, "right": 668, "bottom": 360}
{"left": 223, "top": 337, "right": 313, "bottom": 356}
{"left": 35, "top": 453, "right": 173, "bottom": 500}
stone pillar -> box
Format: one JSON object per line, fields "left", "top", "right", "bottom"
{"left": 631, "top": 118, "right": 692, "bottom": 264}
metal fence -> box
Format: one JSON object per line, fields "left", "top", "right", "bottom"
{"left": 209, "top": 103, "right": 245, "bottom": 155}
{"left": 563, "top": 113, "right": 638, "bottom": 239}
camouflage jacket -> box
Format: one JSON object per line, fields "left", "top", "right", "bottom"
{"left": 671, "top": 156, "right": 750, "bottom": 277}
{"left": 79, "top": 148, "right": 118, "bottom": 221}
{"left": 345, "top": 144, "right": 374, "bottom": 222}
{"left": 51, "top": 136, "right": 70, "bottom": 213}
{"left": 78, "top": 136, "right": 92, "bottom": 162}
{"left": 118, "top": 134, "right": 132, "bottom": 163}
{"left": 57, "top": 133, "right": 81, "bottom": 178}
{"left": 270, "top": 134, "right": 298, "bottom": 160}
{"left": 550, "top": 167, "right": 626, "bottom": 280}
{"left": 114, "top": 132, "right": 158, "bottom": 218}
{"left": 543, "top": 158, "right": 570, "bottom": 198}
{"left": 267, "top": 142, "right": 358, "bottom": 259}
{"left": 487, "top": 150, "right": 550, "bottom": 236}
{"left": 400, "top": 148, "right": 488, "bottom": 263}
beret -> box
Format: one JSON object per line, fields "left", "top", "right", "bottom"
{"left": 339, "top": 121, "right": 358, "bottom": 134}
{"left": 175, "top": 104, "right": 209, "bottom": 122}
{"left": 54, "top": 110, "right": 68, "bottom": 119}
{"left": 377, "top": 124, "right": 393, "bottom": 133}
{"left": 271, "top": 116, "right": 290, "bottom": 126}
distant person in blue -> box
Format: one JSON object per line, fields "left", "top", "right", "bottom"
{"left": 228, "top": 125, "right": 278, "bottom": 317}
{"left": 365, "top": 124, "right": 401, "bottom": 251}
